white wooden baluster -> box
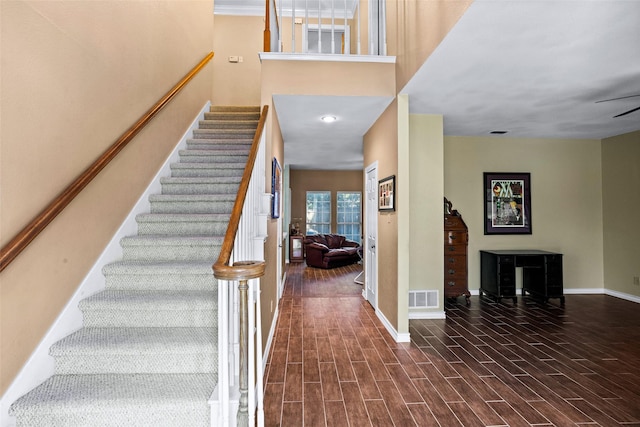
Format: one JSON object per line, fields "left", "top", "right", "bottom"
{"left": 291, "top": 0, "right": 296, "bottom": 52}
{"left": 269, "top": 0, "right": 280, "bottom": 52}
{"left": 216, "top": 278, "right": 229, "bottom": 426}
{"left": 369, "top": 0, "right": 373, "bottom": 55}
{"left": 381, "top": 0, "right": 387, "bottom": 55}
{"left": 357, "top": 0, "right": 361, "bottom": 54}
{"left": 305, "top": 0, "right": 309, "bottom": 53}
{"left": 344, "top": 0, "right": 347, "bottom": 54}
{"left": 254, "top": 277, "right": 264, "bottom": 426}
{"left": 232, "top": 266, "right": 240, "bottom": 379}
{"left": 318, "top": 0, "right": 321, "bottom": 53}
{"left": 279, "top": 0, "right": 282, "bottom": 51}
{"left": 331, "top": 0, "right": 335, "bottom": 53}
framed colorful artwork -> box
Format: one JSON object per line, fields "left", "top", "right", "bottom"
{"left": 483, "top": 172, "right": 532, "bottom": 235}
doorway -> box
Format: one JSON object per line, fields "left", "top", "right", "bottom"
{"left": 364, "top": 162, "right": 378, "bottom": 308}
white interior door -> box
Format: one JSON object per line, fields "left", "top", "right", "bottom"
{"left": 365, "top": 163, "right": 378, "bottom": 308}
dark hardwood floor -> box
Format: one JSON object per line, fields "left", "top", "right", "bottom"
{"left": 263, "top": 262, "right": 640, "bottom": 426}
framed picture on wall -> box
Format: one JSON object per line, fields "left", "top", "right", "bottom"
{"left": 271, "top": 157, "right": 282, "bottom": 218}
{"left": 483, "top": 172, "right": 532, "bottom": 235}
{"left": 378, "top": 175, "right": 395, "bottom": 211}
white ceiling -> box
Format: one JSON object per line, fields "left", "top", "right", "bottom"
{"left": 273, "top": 95, "right": 393, "bottom": 170}
{"left": 217, "top": 0, "right": 640, "bottom": 170}
{"left": 403, "top": 0, "right": 640, "bottom": 140}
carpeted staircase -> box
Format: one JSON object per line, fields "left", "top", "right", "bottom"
{"left": 9, "top": 105, "right": 260, "bottom": 426}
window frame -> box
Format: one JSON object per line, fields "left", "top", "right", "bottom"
{"left": 337, "top": 191, "right": 362, "bottom": 243}
{"left": 305, "top": 191, "right": 331, "bottom": 235}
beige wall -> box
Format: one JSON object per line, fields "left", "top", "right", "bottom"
{"left": 386, "top": 0, "right": 473, "bottom": 91}
{"left": 289, "top": 170, "right": 363, "bottom": 235}
{"left": 260, "top": 57, "right": 395, "bottom": 97}
{"left": 0, "top": 0, "right": 213, "bottom": 395}
{"left": 408, "top": 114, "right": 444, "bottom": 304}
{"left": 212, "top": 15, "right": 263, "bottom": 105}
{"left": 364, "top": 100, "right": 398, "bottom": 330}
{"left": 260, "top": 65, "right": 282, "bottom": 352}
{"left": 602, "top": 130, "right": 640, "bottom": 296}
{"left": 444, "top": 136, "right": 604, "bottom": 294}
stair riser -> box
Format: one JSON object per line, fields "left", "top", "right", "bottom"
{"left": 161, "top": 182, "right": 240, "bottom": 195}
{"left": 14, "top": 408, "right": 210, "bottom": 427}
{"left": 54, "top": 354, "right": 216, "bottom": 375}
{"left": 204, "top": 112, "right": 260, "bottom": 120}
{"left": 209, "top": 105, "right": 260, "bottom": 109}
{"left": 192, "top": 130, "right": 254, "bottom": 139}
{"left": 136, "top": 221, "right": 229, "bottom": 236}
{"left": 198, "top": 120, "right": 258, "bottom": 129}
{"left": 170, "top": 167, "right": 244, "bottom": 178}
{"left": 179, "top": 153, "right": 249, "bottom": 164}
{"left": 121, "top": 244, "right": 221, "bottom": 262}
{"left": 185, "top": 141, "right": 252, "bottom": 150}
{"left": 105, "top": 273, "right": 215, "bottom": 291}
{"left": 150, "top": 201, "right": 235, "bottom": 214}
{"left": 81, "top": 309, "right": 216, "bottom": 328}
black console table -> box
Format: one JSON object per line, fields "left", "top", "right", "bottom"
{"left": 480, "top": 250, "right": 564, "bottom": 304}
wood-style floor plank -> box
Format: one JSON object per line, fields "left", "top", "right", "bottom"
{"left": 263, "top": 261, "right": 640, "bottom": 426}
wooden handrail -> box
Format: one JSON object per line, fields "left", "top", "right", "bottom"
{"left": 0, "top": 51, "right": 214, "bottom": 273}
{"left": 212, "top": 105, "right": 268, "bottom": 281}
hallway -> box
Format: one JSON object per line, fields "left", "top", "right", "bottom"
{"left": 263, "top": 262, "right": 640, "bottom": 426}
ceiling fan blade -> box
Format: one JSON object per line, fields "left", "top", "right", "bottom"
{"left": 613, "top": 105, "right": 640, "bottom": 118}
{"left": 596, "top": 94, "right": 640, "bottom": 103}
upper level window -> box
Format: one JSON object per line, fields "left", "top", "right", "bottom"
{"left": 337, "top": 192, "right": 361, "bottom": 243}
{"left": 306, "top": 191, "right": 330, "bottom": 235}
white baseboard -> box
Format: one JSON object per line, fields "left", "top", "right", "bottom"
{"left": 604, "top": 289, "right": 640, "bottom": 304}
{"left": 562, "top": 287, "right": 604, "bottom": 294}
{"left": 0, "top": 102, "right": 211, "bottom": 427}
{"left": 262, "top": 303, "right": 279, "bottom": 373}
{"left": 375, "top": 308, "right": 410, "bottom": 343}
{"left": 471, "top": 287, "right": 639, "bottom": 304}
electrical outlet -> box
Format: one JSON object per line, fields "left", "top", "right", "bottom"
{"left": 634, "top": 276, "right": 640, "bottom": 286}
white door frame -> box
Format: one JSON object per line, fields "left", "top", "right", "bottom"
{"left": 364, "top": 162, "right": 378, "bottom": 308}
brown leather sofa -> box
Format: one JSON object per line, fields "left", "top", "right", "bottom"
{"left": 303, "top": 234, "right": 361, "bottom": 269}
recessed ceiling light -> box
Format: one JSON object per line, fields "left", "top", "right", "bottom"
{"left": 321, "top": 115, "right": 337, "bottom": 123}
{"left": 490, "top": 130, "right": 508, "bottom": 134}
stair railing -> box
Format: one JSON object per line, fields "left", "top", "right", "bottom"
{"left": 263, "top": 0, "right": 387, "bottom": 55}
{"left": 0, "top": 51, "right": 214, "bottom": 273}
{"left": 213, "top": 106, "right": 269, "bottom": 427}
